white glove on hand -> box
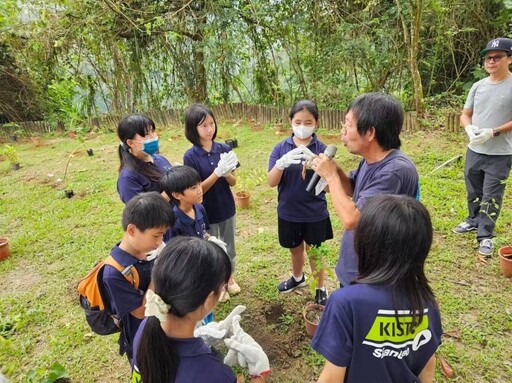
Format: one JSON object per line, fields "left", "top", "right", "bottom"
{"left": 464, "top": 125, "right": 480, "bottom": 141}
{"left": 207, "top": 235, "right": 228, "bottom": 254}
{"left": 297, "top": 145, "right": 315, "bottom": 160}
{"left": 470, "top": 128, "right": 493, "bottom": 145}
{"left": 214, "top": 151, "right": 238, "bottom": 177}
{"left": 276, "top": 147, "right": 306, "bottom": 170}
{"left": 223, "top": 315, "right": 270, "bottom": 377}
{"left": 194, "top": 305, "right": 246, "bottom": 347}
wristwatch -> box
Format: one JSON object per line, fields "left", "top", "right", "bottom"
{"left": 493, "top": 128, "right": 501, "bottom": 137}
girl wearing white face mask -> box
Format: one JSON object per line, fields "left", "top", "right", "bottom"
{"left": 267, "top": 100, "right": 333, "bottom": 306}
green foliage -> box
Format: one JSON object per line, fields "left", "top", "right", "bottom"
{"left": 1, "top": 144, "right": 18, "bottom": 164}
{"left": 25, "top": 363, "right": 67, "bottom": 383}
{"left": 235, "top": 168, "right": 266, "bottom": 192}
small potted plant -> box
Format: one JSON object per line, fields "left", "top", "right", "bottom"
{"left": 233, "top": 168, "right": 266, "bottom": 209}
{"left": 2, "top": 144, "right": 20, "bottom": 170}
{"left": 2, "top": 122, "right": 21, "bottom": 142}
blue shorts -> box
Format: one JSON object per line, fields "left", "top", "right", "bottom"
{"left": 278, "top": 217, "right": 333, "bottom": 248}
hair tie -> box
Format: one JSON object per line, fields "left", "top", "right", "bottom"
{"left": 145, "top": 289, "right": 170, "bottom": 323}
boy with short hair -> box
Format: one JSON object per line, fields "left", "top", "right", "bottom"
{"left": 103, "top": 191, "right": 175, "bottom": 362}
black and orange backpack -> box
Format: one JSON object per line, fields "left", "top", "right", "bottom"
{"left": 77, "top": 256, "right": 139, "bottom": 335}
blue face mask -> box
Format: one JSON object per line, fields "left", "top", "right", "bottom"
{"left": 142, "top": 137, "right": 159, "bottom": 155}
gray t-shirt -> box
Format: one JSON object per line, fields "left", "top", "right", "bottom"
{"left": 465, "top": 75, "right": 512, "bottom": 155}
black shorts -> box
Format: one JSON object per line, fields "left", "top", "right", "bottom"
{"left": 278, "top": 217, "right": 333, "bottom": 249}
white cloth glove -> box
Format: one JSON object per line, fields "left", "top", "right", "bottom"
{"left": 194, "top": 305, "right": 246, "bottom": 347}
{"left": 470, "top": 128, "right": 493, "bottom": 145}
{"left": 214, "top": 151, "right": 238, "bottom": 177}
{"left": 207, "top": 235, "right": 228, "bottom": 254}
{"left": 464, "top": 125, "right": 480, "bottom": 141}
{"left": 297, "top": 145, "right": 315, "bottom": 159}
{"left": 315, "top": 177, "right": 328, "bottom": 196}
{"left": 276, "top": 147, "right": 306, "bottom": 170}
{"left": 223, "top": 315, "right": 270, "bottom": 377}
{"left": 146, "top": 241, "right": 165, "bottom": 261}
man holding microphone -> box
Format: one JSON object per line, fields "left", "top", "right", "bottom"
{"left": 312, "top": 92, "right": 419, "bottom": 287}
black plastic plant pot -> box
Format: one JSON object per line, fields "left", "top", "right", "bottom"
{"left": 225, "top": 139, "right": 234, "bottom": 149}
{"left": 232, "top": 139, "right": 238, "bottom": 148}
{"left": 65, "top": 190, "right": 74, "bottom": 198}
{"left": 11, "top": 163, "right": 20, "bottom": 171}
{"left": 87, "top": 149, "right": 94, "bottom": 156}
{"left": 9, "top": 135, "right": 17, "bottom": 142}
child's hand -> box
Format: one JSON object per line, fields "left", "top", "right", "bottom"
{"left": 215, "top": 152, "right": 238, "bottom": 177}
{"left": 276, "top": 147, "right": 304, "bottom": 170}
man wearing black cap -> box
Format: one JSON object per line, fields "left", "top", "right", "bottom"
{"left": 453, "top": 37, "right": 512, "bottom": 260}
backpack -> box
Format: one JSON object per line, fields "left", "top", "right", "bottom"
{"left": 77, "top": 255, "right": 139, "bottom": 335}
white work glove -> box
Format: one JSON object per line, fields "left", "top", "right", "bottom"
{"left": 315, "top": 177, "right": 328, "bottom": 196}
{"left": 224, "top": 315, "right": 270, "bottom": 377}
{"left": 146, "top": 241, "right": 165, "bottom": 261}
{"left": 464, "top": 125, "right": 480, "bottom": 141}
{"left": 297, "top": 145, "right": 315, "bottom": 160}
{"left": 214, "top": 151, "right": 238, "bottom": 177}
{"left": 276, "top": 147, "right": 306, "bottom": 170}
{"left": 194, "top": 305, "right": 246, "bottom": 347}
{"left": 470, "top": 128, "right": 493, "bottom": 145}
{"left": 207, "top": 235, "right": 228, "bottom": 254}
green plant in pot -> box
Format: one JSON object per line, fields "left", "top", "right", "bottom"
{"left": 2, "top": 122, "right": 21, "bottom": 142}
{"left": 234, "top": 168, "right": 266, "bottom": 208}
{"left": 1, "top": 144, "right": 20, "bottom": 170}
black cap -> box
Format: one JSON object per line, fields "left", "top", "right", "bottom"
{"left": 480, "top": 37, "right": 512, "bottom": 56}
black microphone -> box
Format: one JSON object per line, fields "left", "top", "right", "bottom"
{"left": 305, "top": 145, "right": 337, "bottom": 193}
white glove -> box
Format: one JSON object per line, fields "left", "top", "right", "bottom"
{"left": 315, "top": 177, "right": 328, "bottom": 196}
{"left": 297, "top": 145, "right": 315, "bottom": 159}
{"left": 470, "top": 128, "right": 493, "bottom": 145}
{"left": 214, "top": 151, "right": 238, "bottom": 177}
{"left": 146, "top": 241, "right": 165, "bottom": 261}
{"left": 223, "top": 315, "right": 270, "bottom": 377}
{"left": 207, "top": 235, "right": 228, "bottom": 254}
{"left": 464, "top": 125, "right": 480, "bottom": 141}
{"left": 276, "top": 147, "right": 306, "bottom": 170}
{"left": 194, "top": 305, "right": 246, "bottom": 346}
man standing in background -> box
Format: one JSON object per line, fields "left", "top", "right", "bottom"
{"left": 453, "top": 37, "right": 512, "bottom": 260}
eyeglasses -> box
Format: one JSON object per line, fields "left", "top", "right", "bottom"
{"left": 484, "top": 54, "right": 507, "bottom": 63}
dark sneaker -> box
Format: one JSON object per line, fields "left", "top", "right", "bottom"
{"left": 479, "top": 238, "right": 494, "bottom": 258}
{"left": 278, "top": 274, "right": 307, "bottom": 293}
{"left": 452, "top": 222, "right": 477, "bottom": 234}
{"left": 314, "top": 288, "right": 328, "bottom": 306}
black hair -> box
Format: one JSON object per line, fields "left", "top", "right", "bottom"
{"left": 117, "top": 114, "right": 162, "bottom": 181}
{"left": 160, "top": 166, "right": 202, "bottom": 206}
{"left": 347, "top": 92, "right": 403, "bottom": 150}
{"left": 136, "top": 236, "right": 232, "bottom": 383}
{"left": 289, "top": 99, "right": 319, "bottom": 121}
{"left": 355, "top": 194, "right": 435, "bottom": 330}
{"left": 184, "top": 104, "right": 218, "bottom": 147}
{"left": 122, "top": 191, "right": 175, "bottom": 231}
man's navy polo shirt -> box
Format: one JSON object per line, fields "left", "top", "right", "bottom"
{"left": 171, "top": 203, "right": 210, "bottom": 238}
{"left": 183, "top": 142, "right": 235, "bottom": 223}
{"left": 103, "top": 244, "right": 153, "bottom": 358}
{"left": 268, "top": 134, "right": 329, "bottom": 222}
{"left": 117, "top": 154, "right": 172, "bottom": 204}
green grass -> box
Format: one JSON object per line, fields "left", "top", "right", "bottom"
{"left": 0, "top": 124, "right": 511, "bottom": 382}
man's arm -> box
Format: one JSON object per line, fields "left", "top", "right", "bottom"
{"left": 460, "top": 108, "right": 473, "bottom": 128}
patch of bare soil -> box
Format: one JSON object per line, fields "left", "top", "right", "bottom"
{"left": 242, "top": 299, "right": 320, "bottom": 382}
{"left": 0, "top": 266, "right": 42, "bottom": 295}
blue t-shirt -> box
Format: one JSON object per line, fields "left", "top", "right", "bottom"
{"left": 117, "top": 154, "right": 172, "bottom": 204}
{"left": 103, "top": 245, "right": 153, "bottom": 359}
{"left": 268, "top": 134, "right": 329, "bottom": 222}
{"left": 171, "top": 204, "right": 210, "bottom": 238}
{"left": 132, "top": 318, "right": 237, "bottom": 383}
{"left": 311, "top": 284, "right": 442, "bottom": 383}
{"left": 337, "top": 150, "right": 418, "bottom": 286}
{"left": 183, "top": 142, "right": 235, "bottom": 224}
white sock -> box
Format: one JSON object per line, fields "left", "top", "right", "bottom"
{"left": 293, "top": 274, "right": 304, "bottom": 282}
{"left": 316, "top": 286, "right": 326, "bottom": 291}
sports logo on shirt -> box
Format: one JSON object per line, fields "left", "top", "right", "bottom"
{"left": 363, "top": 309, "right": 432, "bottom": 359}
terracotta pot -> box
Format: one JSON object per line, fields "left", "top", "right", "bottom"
{"left": 498, "top": 246, "right": 512, "bottom": 277}
{"left": 234, "top": 191, "right": 250, "bottom": 209}
{"left": 0, "top": 237, "right": 10, "bottom": 261}
{"left": 303, "top": 303, "right": 324, "bottom": 337}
